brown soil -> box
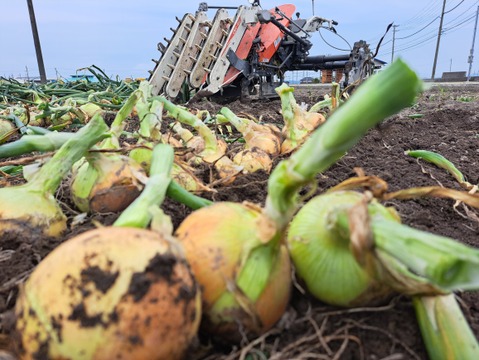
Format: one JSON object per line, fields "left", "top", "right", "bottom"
{"left": 1, "top": 83, "right": 479, "bottom": 359}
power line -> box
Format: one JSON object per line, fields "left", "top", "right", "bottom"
{"left": 397, "top": 16, "right": 439, "bottom": 40}
{"left": 379, "top": 14, "right": 476, "bottom": 57}
{"left": 444, "top": 0, "right": 465, "bottom": 14}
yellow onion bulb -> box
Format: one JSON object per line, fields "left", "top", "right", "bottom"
{"left": 0, "top": 186, "right": 67, "bottom": 238}
{"left": 171, "top": 161, "right": 211, "bottom": 193}
{"left": 14, "top": 227, "right": 201, "bottom": 360}
{"left": 175, "top": 202, "right": 291, "bottom": 342}
{"left": 287, "top": 191, "right": 395, "bottom": 307}
{"left": 233, "top": 148, "right": 273, "bottom": 174}
{"left": 243, "top": 123, "right": 282, "bottom": 156}
{"left": 280, "top": 111, "right": 326, "bottom": 154}
{"left": 70, "top": 153, "right": 146, "bottom": 213}
{"left": 0, "top": 118, "right": 15, "bottom": 143}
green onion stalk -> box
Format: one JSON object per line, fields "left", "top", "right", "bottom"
{"left": 174, "top": 59, "right": 422, "bottom": 343}
{"left": 158, "top": 96, "right": 242, "bottom": 183}
{"left": 33, "top": 101, "right": 90, "bottom": 128}
{"left": 0, "top": 113, "right": 109, "bottom": 238}
{"left": 405, "top": 149, "right": 475, "bottom": 190}
{"left": 413, "top": 294, "right": 479, "bottom": 360}
{"left": 69, "top": 88, "right": 148, "bottom": 213}
{"left": 128, "top": 82, "right": 212, "bottom": 195}
{"left": 275, "top": 83, "right": 327, "bottom": 154}
{"left": 0, "top": 131, "right": 75, "bottom": 159}
{"left": 15, "top": 144, "right": 202, "bottom": 360}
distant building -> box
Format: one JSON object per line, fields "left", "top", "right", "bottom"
{"left": 440, "top": 71, "right": 467, "bottom": 82}
{"left": 300, "top": 76, "right": 314, "bottom": 84}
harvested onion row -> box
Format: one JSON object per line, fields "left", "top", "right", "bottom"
{"left": 175, "top": 59, "right": 422, "bottom": 342}
{"left": 15, "top": 144, "right": 202, "bottom": 360}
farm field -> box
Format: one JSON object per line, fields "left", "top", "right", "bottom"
{"left": 1, "top": 75, "right": 479, "bottom": 359}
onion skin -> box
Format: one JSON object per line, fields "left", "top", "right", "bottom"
{"left": 175, "top": 202, "right": 291, "bottom": 342}
{"left": 70, "top": 153, "right": 146, "bottom": 213}
{"left": 233, "top": 148, "right": 273, "bottom": 174}
{"left": 0, "top": 189, "right": 67, "bottom": 238}
{"left": 287, "top": 191, "right": 394, "bottom": 307}
{"left": 14, "top": 227, "right": 201, "bottom": 360}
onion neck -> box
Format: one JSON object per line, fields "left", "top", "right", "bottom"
{"left": 332, "top": 208, "right": 479, "bottom": 294}
{"left": 114, "top": 144, "right": 174, "bottom": 228}
{"left": 102, "top": 89, "right": 142, "bottom": 149}
{"left": 26, "top": 113, "right": 109, "bottom": 194}
{"left": 264, "top": 59, "right": 422, "bottom": 231}
{"left": 218, "top": 107, "right": 249, "bottom": 134}
{"left": 159, "top": 96, "right": 219, "bottom": 153}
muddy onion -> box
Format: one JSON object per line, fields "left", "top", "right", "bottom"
{"left": 14, "top": 227, "right": 201, "bottom": 360}
{"left": 287, "top": 191, "right": 396, "bottom": 307}
{"left": 175, "top": 202, "right": 291, "bottom": 342}
{"left": 0, "top": 114, "right": 108, "bottom": 238}
{"left": 70, "top": 152, "right": 146, "bottom": 213}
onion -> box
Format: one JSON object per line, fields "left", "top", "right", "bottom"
{"left": 15, "top": 144, "right": 202, "bottom": 359}
{"left": 218, "top": 107, "right": 281, "bottom": 156}
{"left": 70, "top": 88, "right": 147, "bottom": 213}
{"left": 287, "top": 191, "right": 395, "bottom": 306}
{"left": 0, "top": 118, "right": 15, "bottom": 144}
{"left": 14, "top": 227, "right": 201, "bottom": 360}
{"left": 162, "top": 98, "right": 242, "bottom": 183}
{"left": 233, "top": 147, "right": 273, "bottom": 174}
{"left": 70, "top": 152, "right": 146, "bottom": 213}
{"left": 176, "top": 60, "right": 421, "bottom": 343}
{"left": 275, "top": 83, "right": 326, "bottom": 154}
{"left": 0, "top": 113, "right": 108, "bottom": 238}
{"left": 175, "top": 202, "right": 291, "bottom": 342}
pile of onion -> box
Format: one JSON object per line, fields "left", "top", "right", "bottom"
{"left": 175, "top": 60, "right": 422, "bottom": 343}
{"left": 14, "top": 144, "right": 202, "bottom": 360}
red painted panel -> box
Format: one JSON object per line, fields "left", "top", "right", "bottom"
{"left": 256, "top": 4, "right": 296, "bottom": 63}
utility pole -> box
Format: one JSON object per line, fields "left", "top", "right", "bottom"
{"left": 26, "top": 0, "right": 47, "bottom": 83}
{"left": 312, "top": 0, "right": 314, "bottom": 16}
{"left": 391, "top": 24, "right": 399, "bottom": 63}
{"left": 431, "top": 0, "right": 447, "bottom": 80}
{"left": 467, "top": 5, "right": 479, "bottom": 81}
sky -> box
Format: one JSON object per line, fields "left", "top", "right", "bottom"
{"left": 1, "top": 0, "right": 478, "bottom": 81}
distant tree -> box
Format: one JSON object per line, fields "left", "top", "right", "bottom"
{"left": 312, "top": 78, "right": 320, "bottom": 84}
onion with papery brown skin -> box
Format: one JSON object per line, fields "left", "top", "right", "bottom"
{"left": 14, "top": 227, "right": 201, "bottom": 360}
{"left": 217, "top": 108, "right": 280, "bottom": 174}
{"left": 70, "top": 152, "right": 146, "bottom": 213}
{"left": 175, "top": 201, "right": 291, "bottom": 342}
{"left": 171, "top": 160, "right": 213, "bottom": 193}
{"left": 217, "top": 108, "right": 282, "bottom": 156}
{"left": 70, "top": 87, "right": 148, "bottom": 214}
{"left": 233, "top": 147, "right": 273, "bottom": 174}
{"left": 161, "top": 98, "right": 243, "bottom": 184}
